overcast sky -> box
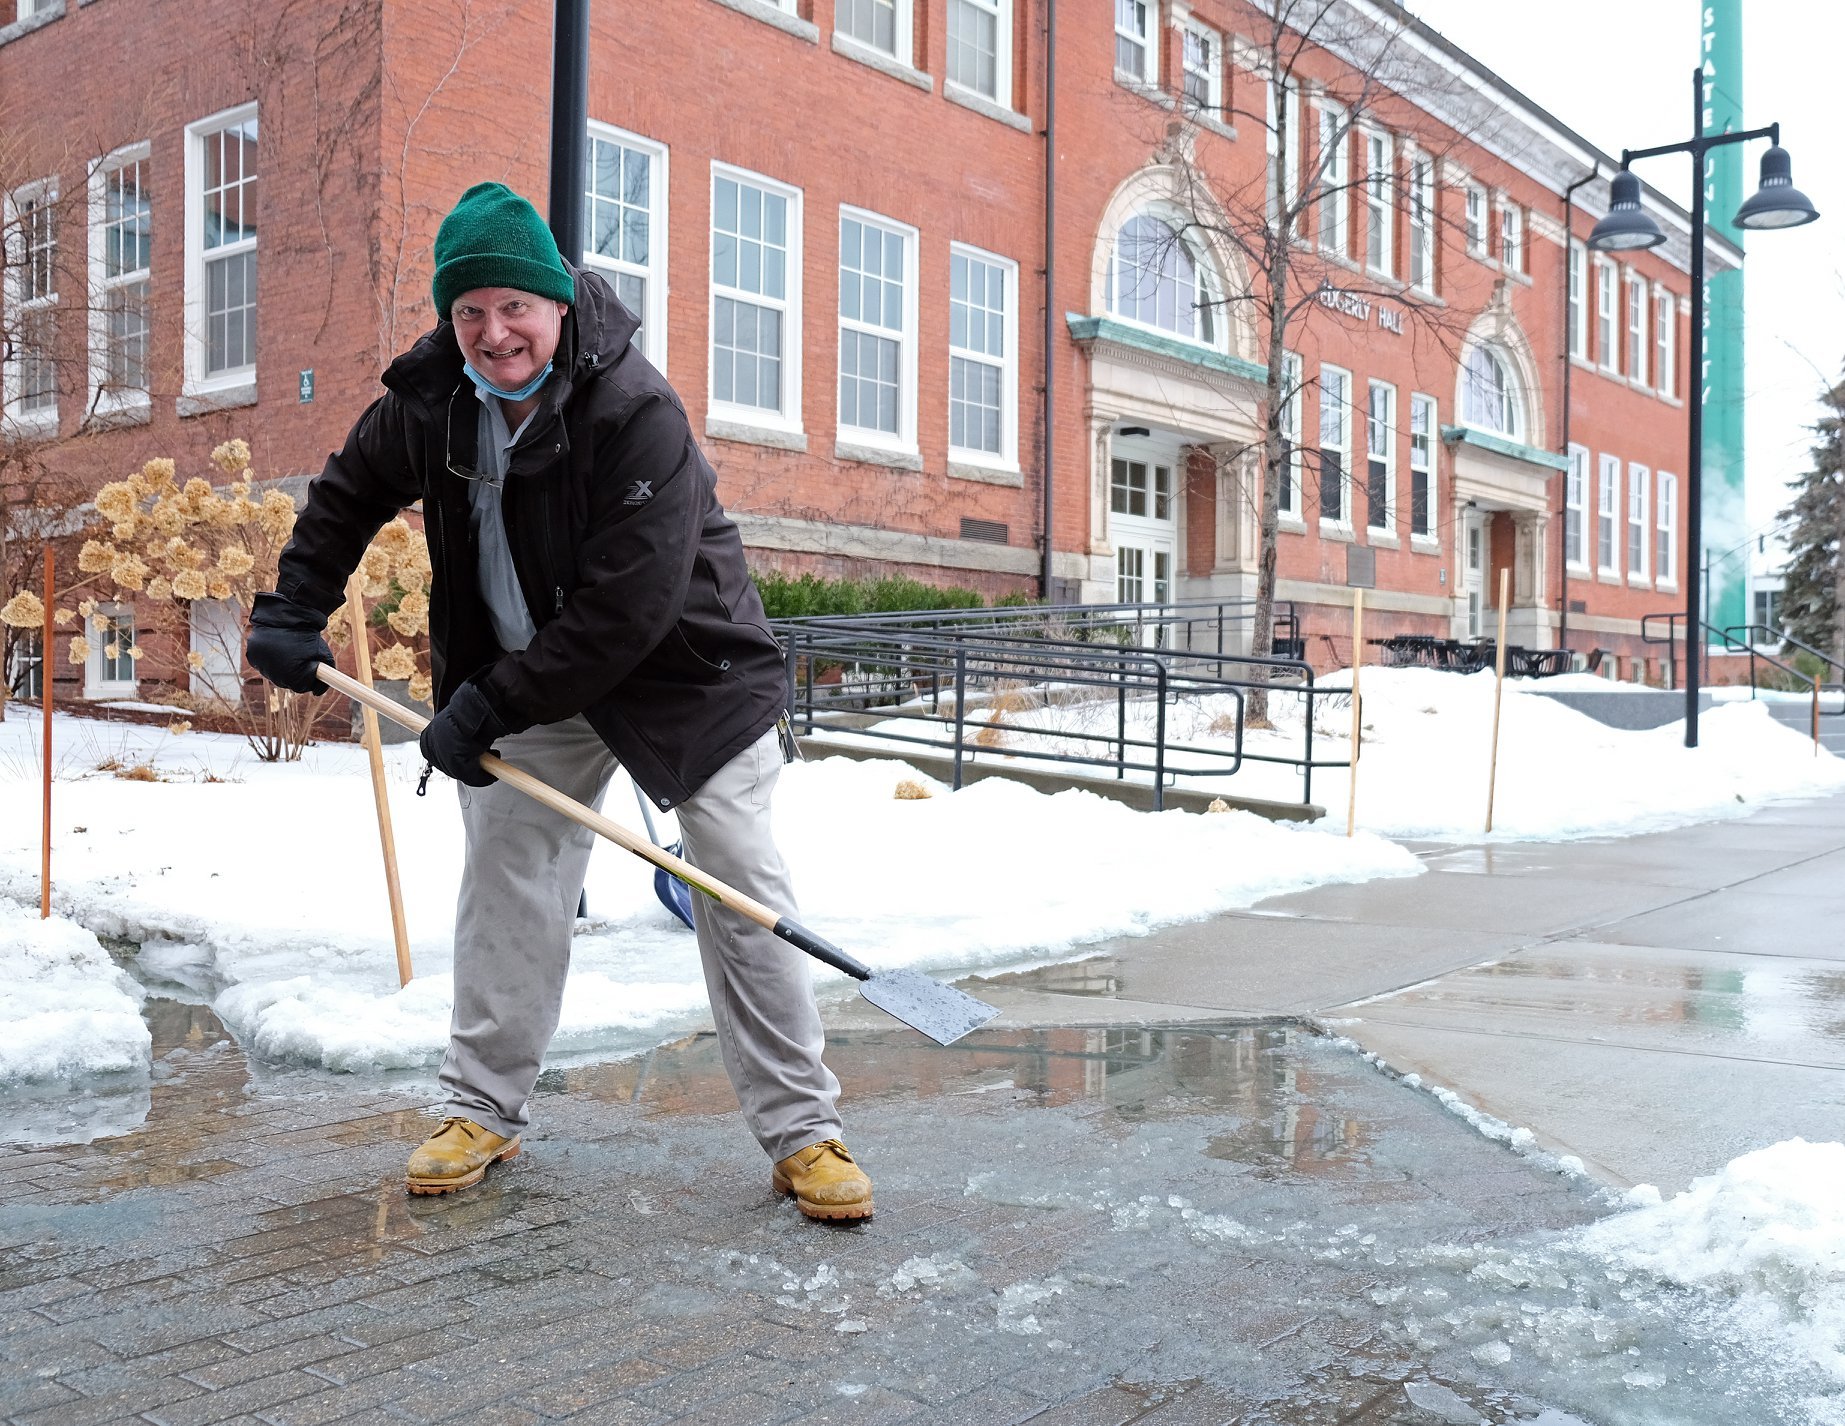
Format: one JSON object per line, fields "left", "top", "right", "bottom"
{"left": 1405, "top": 0, "right": 1844, "bottom": 552}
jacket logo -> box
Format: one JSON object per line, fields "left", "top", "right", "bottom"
{"left": 624, "top": 480, "right": 654, "bottom": 505}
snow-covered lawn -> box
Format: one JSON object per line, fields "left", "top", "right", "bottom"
{"left": 838, "top": 664, "right": 1845, "bottom": 841}
{"left": 0, "top": 701, "right": 1414, "bottom": 1084}
{"left": 1, "top": 665, "right": 1840, "bottom": 1087}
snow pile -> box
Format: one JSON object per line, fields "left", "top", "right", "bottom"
{"left": 857, "top": 665, "right": 1845, "bottom": 841}
{"left": 1307, "top": 668, "right": 1845, "bottom": 841}
{"left": 0, "top": 707, "right": 1417, "bottom": 1078}
{"left": 0, "top": 897, "right": 149, "bottom": 1082}
{"left": 1576, "top": 1139, "right": 1845, "bottom": 1383}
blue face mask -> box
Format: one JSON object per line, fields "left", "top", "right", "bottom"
{"left": 463, "top": 360, "right": 554, "bottom": 403}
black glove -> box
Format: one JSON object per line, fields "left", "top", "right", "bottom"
{"left": 245, "top": 592, "right": 333, "bottom": 694}
{"left": 418, "top": 681, "right": 507, "bottom": 788}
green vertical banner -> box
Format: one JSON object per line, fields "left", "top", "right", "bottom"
{"left": 1701, "top": 0, "right": 1746, "bottom": 636}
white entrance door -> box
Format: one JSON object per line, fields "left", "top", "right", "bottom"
{"left": 1110, "top": 442, "right": 1177, "bottom": 642}
{"left": 1461, "top": 510, "right": 1486, "bottom": 639}
{"left": 190, "top": 598, "right": 244, "bottom": 704}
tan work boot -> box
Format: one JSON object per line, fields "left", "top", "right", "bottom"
{"left": 772, "top": 1139, "right": 873, "bottom": 1220}
{"left": 405, "top": 1116, "right": 520, "bottom": 1195}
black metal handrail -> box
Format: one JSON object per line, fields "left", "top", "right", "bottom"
{"left": 1722, "top": 624, "right": 1845, "bottom": 686}
{"left": 773, "top": 615, "right": 1344, "bottom": 811}
{"left": 1644, "top": 612, "right": 1844, "bottom": 718}
{"left": 775, "top": 597, "right": 1299, "bottom": 661}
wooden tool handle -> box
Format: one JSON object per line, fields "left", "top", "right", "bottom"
{"left": 315, "top": 663, "right": 796, "bottom": 940}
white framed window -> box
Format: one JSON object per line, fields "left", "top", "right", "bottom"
{"left": 85, "top": 603, "right": 137, "bottom": 700}
{"left": 3, "top": 178, "right": 58, "bottom": 430}
{"left": 1277, "top": 350, "right": 1303, "bottom": 520}
{"left": 837, "top": 0, "right": 910, "bottom": 62}
{"left": 1364, "top": 130, "right": 1392, "bottom": 276}
{"left": 1316, "top": 104, "right": 1349, "bottom": 256}
{"left": 1626, "top": 272, "right": 1648, "bottom": 385}
{"left": 1180, "top": 20, "right": 1221, "bottom": 112}
{"left": 710, "top": 164, "right": 802, "bottom": 431}
{"left": 1597, "top": 453, "right": 1621, "bottom": 575}
{"left": 1106, "top": 211, "right": 1219, "bottom": 348}
{"left": 1407, "top": 151, "right": 1434, "bottom": 292}
{"left": 88, "top": 144, "right": 152, "bottom": 418}
{"left": 6, "top": 630, "right": 43, "bottom": 702}
{"left": 1654, "top": 287, "right": 1676, "bottom": 398}
{"left": 1409, "top": 392, "right": 1436, "bottom": 542}
{"left": 1318, "top": 363, "right": 1351, "bottom": 527}
{"left": 1498, "top": 202, "right": 1523, "bottom": 275}
{"left": 947, "top": 0, "right": 1010, "bottom": 106}
{"left": 1460, "top": 344, "right": 1521, "bottom": 439}
{"left": 1656, "top": 472, "right": 1678, "bottom": 584}
{"left": 1464, "top": 182, "right": 1487, "bottom": 255}
{"left": 837, "top": 206, "right": 917, "bottom": 450}
{"left": 948, "top": 243, "right": 1017, "bottom": 469}
{"left": 1565, "top": 444, "right": 1590, "bottom": 570}
{"left": 586, "top": 123, "right": 668, "bottom": 370}
{"left": 1114, "top": 0, "right": 1157, "bottom": 85}
{"left": 184, "top": 105, "right": 259, "bottom": 400}
{"left": 1567, "top": 241, "right": 1587, "bottom": 360}
{"left": 1627, "top": 462, "right": 1650, "bottom": 581}
{"left": 1366, "top": 380, "right": 1395, "bottom": 535}
{"left": 1595, "top": 259, "right": 1619, "bottom": 373}
{"left": 1265, "top": 77, "right": 1301, "bottom": 233}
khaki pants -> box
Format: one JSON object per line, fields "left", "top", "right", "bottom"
{"left": 438, "top": 716, "right": 842, "bottom": 1161}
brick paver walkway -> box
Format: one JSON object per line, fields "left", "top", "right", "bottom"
{"left": 0, "top": 999, "right": 1612, "bottom": 1426}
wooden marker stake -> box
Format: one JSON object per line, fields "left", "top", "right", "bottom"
{"left": 1485, "top": 566, "right": 1511, "bottom": 833}
{"left": 40, "top": 547, "right": 53, "bottom": 919}
{"left": 1346, "top": 588, "right": 1364, "bottom": 837}
{"left": 344, "top": 575, "right": 413, "bottom": 986}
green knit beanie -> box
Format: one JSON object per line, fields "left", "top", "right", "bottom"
{"left": 431, "top": 182, "right": 576, "bottom": 317}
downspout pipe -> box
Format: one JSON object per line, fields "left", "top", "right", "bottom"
{"left": 548, "top": 0, "right": 590, "bottom": 262}
{"left": 1040, "top": 0, "right": 1057, "bottom": 601}
{"left": 1558, "top": 166, "right": 1599, "bottom": 655}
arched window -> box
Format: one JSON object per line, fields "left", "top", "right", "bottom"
{"left": 1460, "top": 344, "right": 1522, "bottom": 438}
{"left": 1107, "top": 213, "right": 1216, "bottom": 345}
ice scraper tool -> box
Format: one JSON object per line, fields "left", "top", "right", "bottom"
{"left": 317, "top": 665, "right": 1000, "bottom": 1045}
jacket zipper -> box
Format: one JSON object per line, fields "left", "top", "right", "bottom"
{"left": 541, "top": 483, "right": 564, "bottom": 617}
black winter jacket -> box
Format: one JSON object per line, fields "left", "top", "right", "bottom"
{"left": 273, "top": 266, "right": 788, "bottom": 809}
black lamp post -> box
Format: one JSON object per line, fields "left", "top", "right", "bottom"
{"left": 1586, "top": 69, "right": 1818, "bottom": 748}
{"left": 548, "top": 0, "right": 590, "bottom": 260}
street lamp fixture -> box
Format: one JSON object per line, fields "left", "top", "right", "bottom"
{"left": 1585, "top": 70, "right": 1819, "bottom": 749}
{"left": 1732, "top": 146, "right": 1820, "bottom": 231}
{"left": 1586, "top": 170, "right": 1667, "bottom": 252}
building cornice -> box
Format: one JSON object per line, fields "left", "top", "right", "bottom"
{"left": 1065, "top": 314, "right": 1268, "bottom": 389}
{"left": 1441, "top": 424, "right": 1570, "bottom": 472}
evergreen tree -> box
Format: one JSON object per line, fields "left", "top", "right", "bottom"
{"left": 1776, "top": 374, "right": 1845, "bottom": 662}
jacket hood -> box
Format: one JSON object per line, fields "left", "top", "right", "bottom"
{"left": 382, "top": 260, "right": 640, "bottom": 416}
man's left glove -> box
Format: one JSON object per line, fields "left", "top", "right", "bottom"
{"left": 245, "top": 592, "right": 333, "bottom": 694}
{"left": 418, "top": 681, "right": 508, "bottom": 788}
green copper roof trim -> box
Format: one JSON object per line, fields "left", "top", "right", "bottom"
{"left": 1065, "top": 314, "right": 1267, "bottom": 385}
{"left": 1439, "top": 424, "right": 1569, "bottom": 472}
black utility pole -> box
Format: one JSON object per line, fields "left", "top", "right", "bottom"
{"left": 548, "top": 0, "right": 590, "bottom": 262}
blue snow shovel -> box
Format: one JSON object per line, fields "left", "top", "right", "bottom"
{"left": 635, "top": 787, "right": 696, "bottom": 931}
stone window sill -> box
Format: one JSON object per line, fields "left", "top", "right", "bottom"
{"left": 836, "top": 438, "right": 922, "bottom": 471}
{"left": 707, "top": 415, "right": 809, "bottom": 452}
{"left": 944, "top": 80, "right": 1029, "bottom": 131}
{"left": 833, "top": 31, "right": 931, "bottom": 90}
{"left": 178, "top": 380, "right": 257, "bottom": 418}
{"left": 707, "top": 0, "right": 818, "bottom": 43}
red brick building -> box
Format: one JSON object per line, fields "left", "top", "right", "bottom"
{"left": 0, "top": 0, "right": 1729, "bottom": 700}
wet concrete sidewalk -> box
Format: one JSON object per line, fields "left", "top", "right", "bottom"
{"left": 965, "top": 790, "right": 1845, "bottom": 1194}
